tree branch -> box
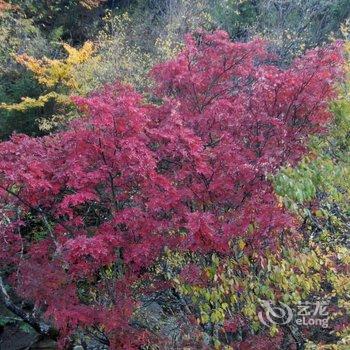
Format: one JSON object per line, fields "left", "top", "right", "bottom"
{"left": 0, "top": 277, "right": 58, "bottom": 340}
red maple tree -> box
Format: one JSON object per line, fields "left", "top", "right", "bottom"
{"left": 0, "top": 31, "right": 343, "bottom": 348}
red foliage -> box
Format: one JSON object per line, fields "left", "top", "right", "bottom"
{"left": 0, "top": 31, "right": 343, "bottom": 348}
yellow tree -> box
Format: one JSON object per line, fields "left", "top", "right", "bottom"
{"left": 1, "top": 41, "right": 94, "bottom": 129}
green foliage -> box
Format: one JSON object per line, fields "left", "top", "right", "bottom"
{"left": 209, "top": 0, "right": 350, "bottom": 59}
{"left": 74, "top": 11, "right": 155, "bottom": 94}
{"left": 274, "top": 42, "right": 350, "bottom": 246}
{"left": 254, "top": 0, "right": 350, "bottom": 57}
{"left": 74, "top": 1, "right": 214, "bottom": 94}
{"left": 9, "top": 0, "right": 104, "bottom": 43}
{"left": 208, "top": 0, "right": 259, "bottom": 38}
{"left": 0, "top": 10, "right": 50, "bottom": 138}
{"left": 0, "top": 312, "right": 34, "bottom": 334}
{"left": 170, "top": 237, "right": 350, "bottom": 347}
{"left": 0, "top": 10, "right": 49, "bottom": 72}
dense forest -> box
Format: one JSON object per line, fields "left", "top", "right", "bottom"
{"left": 0, "top": 1, "right": 349, "bottom": 349}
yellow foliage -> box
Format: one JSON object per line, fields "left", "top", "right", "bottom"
{"left": 63, "top": 41, "right": 94, "bottom": 66}
{"left": 79, "top": 0, "right": 104, "bottom": 10}
{"left": 1, "top": 41, "right": 94, "bottom": 114}
{"left": 0, "top": 92, "right": 69, "bottom": 112}
{"left": 171, "top": 238, "right": 350, "bottom": 347}
{"left": 14, "top": 41, "right": 94, "bottom": 90}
